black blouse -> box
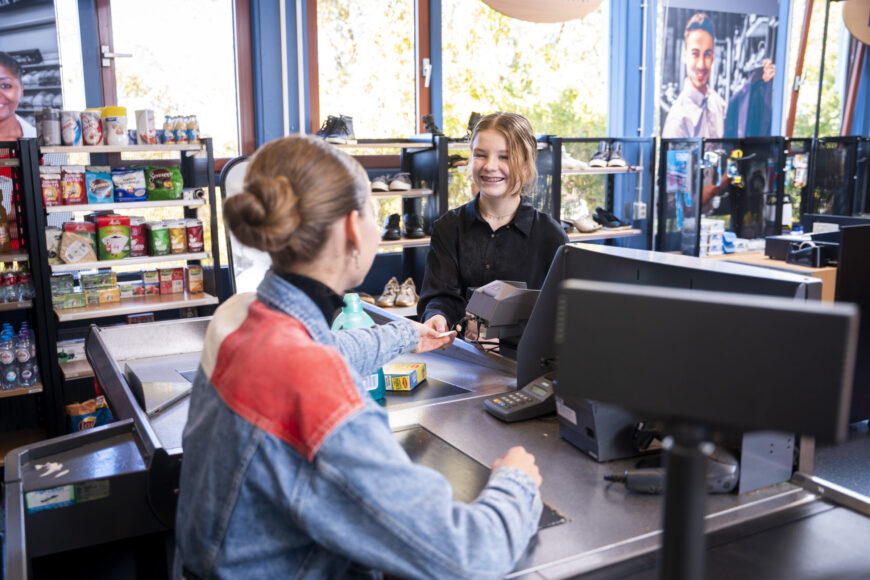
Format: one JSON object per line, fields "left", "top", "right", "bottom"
{"left": 417, "top": 195, "right": 569, "bottom": 328}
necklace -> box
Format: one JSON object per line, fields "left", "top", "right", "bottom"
{"left": 481, "top": 210, "right": 514, "bottom": 220}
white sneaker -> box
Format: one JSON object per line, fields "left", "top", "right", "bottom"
{"left": 561, "top": 151, "right": 588, "bottom": 171}
{"left": 371, "top": 175, "right": 389, "bottom": 192}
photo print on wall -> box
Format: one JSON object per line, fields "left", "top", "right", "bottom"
{"left": 660, "top": 0, "right": 780, "bottom": 139}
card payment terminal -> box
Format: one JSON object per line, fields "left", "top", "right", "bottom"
{"left": 484, "top": 373, "right": 556, "bottom": 422}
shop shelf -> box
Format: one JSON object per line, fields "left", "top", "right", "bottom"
{"left": 567, "top": 228, "right": 643, "bottom": 242}
{"left": 0, "top": 159, "right": 21, "bottom": 168}
{"left": 45, "top": 198, "right": 206, "bottom": 214}
{"left": 39, "top": 144, "right": 203, "bottom": 154}
{"left": 0, "top": 300, "right": 33, "bottom": 311}
{"left": 378, "top": 236, "right": 431, "bottom": 250}
{"left": 334, "top": 140, "right": 434, "bottom": 150}
{"left": 54, "top": 291, "right": 219, "bottom": 322}
{"left": 371, "top": 188, "right": 433, "bottom": 199}
{"left": 561, "top": 166, "right": 644, "bottom": 176}
{"left": 50, "top": 252, "right": 209, "bottom": 273}
{"left": 0, "top": 381, "right": 44, "bottom": 400}
{"left": 0, "top": 252, "right": 31, "bottom": 263}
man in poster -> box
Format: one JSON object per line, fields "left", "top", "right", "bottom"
{"left": 662, "top": 12, "right": 775, "bottom": 139}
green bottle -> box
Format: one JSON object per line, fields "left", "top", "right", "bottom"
{"left": 331, "top": 293, "right": 387, "bottom": 405}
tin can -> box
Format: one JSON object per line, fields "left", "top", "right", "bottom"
{"left": 81, "top": 111, "right": 103, "bottom": 145}
{"left": 168, "top": 220, "right": 188, "bottom": 254}
{"left": 102, "top": 106, "right": 128, "bottom": 146}
{"left": 129, "top": 217, "right": 147, "bottom": 257}
{"left": 61, "top": 111, "right": 82, "bottom": 146}
{"left": 147, "top": 222, "right": 170, "bottom": 256}
{"left": 36, "top": 109, "right": 61, "bottom": 146}
{"left": 186, "top": 219, "right": 204, "bottom": 253}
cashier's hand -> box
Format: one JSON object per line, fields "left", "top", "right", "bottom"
{"left": 410, "top": 320, "right": 456, "bottom": 353}
{"left": 493, "top": 446, "right": 542, "bottom": 488}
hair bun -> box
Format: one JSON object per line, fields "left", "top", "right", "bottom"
{"left": 225, "top": 175, "right": 301, "bottom": 253}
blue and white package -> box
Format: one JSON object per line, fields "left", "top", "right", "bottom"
{"left": 85, "top": 166, "right": 113, "bottom": 204}
{"left": 111, "top": 168, "right": 147, "bottom": 202}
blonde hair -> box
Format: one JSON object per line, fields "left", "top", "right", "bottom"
{"left": 470, "top": 112, "right": 538, "bottom": 196}
{"left": 224, "top": 135, "right": 369, "bottom": 271}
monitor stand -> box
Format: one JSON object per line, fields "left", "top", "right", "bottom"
{"left": 660, "top": 422, "right": 710, "bottom": 580}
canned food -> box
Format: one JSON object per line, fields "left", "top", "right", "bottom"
{"left": 61, "top": 111, "right": 82, "bottom": 146}
{"left": 81, "top": 111, "right": 103, "bottom": 145}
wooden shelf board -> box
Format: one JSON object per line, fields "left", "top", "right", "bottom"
{"left": 567, "top": 228, "right": 643, "bottom": 242}
{"left": 0, "top": 427, "right": 47, "bottom": 466}
{"left": 0, "top": 252, "right": 30, "bottom": 263}
{"left": 40, "top": 144, "right": 203, "bottom": 154}
{"left": 46, "top": 198, "right": 206, "bottom": 214}
{"left": 0, "top": 300, "right": 33, "bottom": 311}
{"left": 0, "top": 381, "right": 43, "bottom": 400}
{"left": 371, "top": 188, "right": 433, "bottom": 199}
{"left": 378, "top": 236, "right": 431, "bottom": 249}
{"left": 561, "top": 166, "right": 644, "bottom": 175}
{"left": 51, "top": 251, "right": 209, "bottom": 273}
{"left": 55, "top": 291, "right": 218, "bottom": 322}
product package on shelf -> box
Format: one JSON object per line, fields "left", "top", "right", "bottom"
{"left": 141, "top": 166, "right": 184, "bottom": 200}
{"left": 39, "top": 166, "right": 61, "bottom": 206}
{"left": 142, "top": 270, "right": 160, "bottom": 295}
{"left": 60, "top": 166, "right": 86, "bottom": 205}
{"left": 111, "top": 168, "right": 146, "bottom": 202}
{"left": 85, "top": 166, "right": 113, "bottom": 204}
{"left": 0, "top": 322, "right": 40, "bottom": 391}
{"left": 95, "top": 215, "right": 131, "bottom": 261}
{"left": 59, "top": 222, "right": 97, "bottom": 265}
{"left": 186, "top": 265, "right": 203, "bottom": 294}
{"left": 159, "top": 267, "right": 184, "bottom": 295}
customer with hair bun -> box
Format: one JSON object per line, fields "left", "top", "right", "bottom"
{"left": 175, "top": 134, "right": 543, "bottom": 579}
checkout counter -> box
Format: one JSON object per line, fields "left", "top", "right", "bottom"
{"left": 6, "top": 308, "right": 870, "bottom": 579}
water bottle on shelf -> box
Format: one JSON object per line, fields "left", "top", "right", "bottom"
{"left": 18, "top": 268, "right": 34, "bottom": 301}
{"left": 1, "top": 336, "right": 18, "bottom": 390}
{"left": 331, "top": 293, "right": 387, "bottom": 405}
{"left": 15, "top": 330, "right": 35, "bottom": 388}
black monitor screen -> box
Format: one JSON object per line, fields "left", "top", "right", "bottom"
{"left": 554, "top": 281, "right": 858, "bottom": 443}
{"left": 836, "top": 224, "right": 870, "bottom": 420}
{"left": 517, "top": 244, "right": 822, "bottom": 388}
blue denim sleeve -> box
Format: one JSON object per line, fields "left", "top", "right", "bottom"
{"left": 332, "top": 320, "right": 419, "bottom": 378}
{"left": 300, "top": 409, "right": 543, "bottom": 580}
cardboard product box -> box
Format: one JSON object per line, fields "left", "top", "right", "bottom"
{"left": 96, "top": 215, "right": 131, "bottom": 261}
{"left": 127, "top": 313, "right": 155, "bottom": 324}
{"left": 80, "top": 271, "right": 117, "bottom": 291}
{"left": 63, "top": 221, "right": 96, "bottom": 252}
{"left": 383, "top": 362, "right": 427, "bottom": 391}
{"left": 118, "top": 281, "right": 145, "bottom": 300}
{"left": 61, "top": 292, "right": 87, "bottom": 309}
{"left": 50, "top": 274, "right": 75, "bottom": 296}
{"left": 186, "top": 266, "right": 203, "bottom": 294}
{"left": 159, "top": 267, "right": 184, "bottom": 295}
{"left": 51, "top": 295, "right": 64, "bottom": 309}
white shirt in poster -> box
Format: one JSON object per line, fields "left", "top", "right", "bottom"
{"left": 662, "top": 80, "right": 727, "bottom": 139}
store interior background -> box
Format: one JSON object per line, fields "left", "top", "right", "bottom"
{"left": 0, "top": 0, "right": 869, "bottom": 547}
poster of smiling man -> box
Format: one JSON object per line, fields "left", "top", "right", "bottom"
{"left": 660, "top": 0, "right": 779, "bottom": 139}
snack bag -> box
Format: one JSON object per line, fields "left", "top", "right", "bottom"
{"left": 39, "top": 166, "right": 61, "bottom": 207}
{"left": 60, "top": 166, "right": 86, "bottom": 205}
{"left": 65, "top": 395, "right": 113, "bottom": 433}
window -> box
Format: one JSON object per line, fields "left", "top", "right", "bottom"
{"left": 441, "top": 1, "right": 609, "bottom": 138}
{"left": 109, "top": 0, "right": 240, "bottom": 158}
{"left": 316, "top": 0, "right": 417, "bottom": 139}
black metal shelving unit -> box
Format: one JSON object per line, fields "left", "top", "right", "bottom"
{"left": 20, "top": 138, "right": 222, "bottom": 436}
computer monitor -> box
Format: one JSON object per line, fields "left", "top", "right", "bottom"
{"left": 800, "top": 213, "right": 870, "bottom": 234}
{"left": 836, "top": 224, "right": 870, "bottom": 421}
{"left": 517, "top": 244, "right": 822, "bottom": 388}
{"left": 555, "top": 280, "right": 859, "bottom": 444}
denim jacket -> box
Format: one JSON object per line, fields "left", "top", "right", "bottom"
{"left": 174, "top": 269, "right": 542, "bottom": 579}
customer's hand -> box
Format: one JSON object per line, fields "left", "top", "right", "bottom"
{"left": 762, "top": 58, "right": 775, "bottom": 83}
{"left": 423, "top": 314, "right": 448, "bottom": 333}
{"left": 492, "top": 446, "right": 542, "bottom": 487}
{"left": 411, "top": 320, "right": 456, "bottom": 353}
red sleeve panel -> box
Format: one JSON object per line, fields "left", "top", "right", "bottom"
{"left": 206, "top": 299, "right": 364, "bottom": 461}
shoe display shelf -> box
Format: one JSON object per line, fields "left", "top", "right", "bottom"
{"left": 17, "top": 137, "right": 223, "bottom": 436}
{"left": 545, "top": 136, "right": 655, "bottom": 249}
{"left": 0, "top": 140, "right": 55, "bottom": 453}
{"left": 656, "top": 137, "right": 792, "bottom": 256}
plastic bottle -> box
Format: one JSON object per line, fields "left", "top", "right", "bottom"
{"left": 163, "top": 115, "right": 176, "bottom": 144}
{"left": 331, "top": 293, "right": 387, "bottom": 405}
{"left": 0, "top": 336, "right": 18, "bottom": 389}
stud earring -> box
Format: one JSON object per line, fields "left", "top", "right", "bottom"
{"left": 352, "top": 248, "right": 360, "bottom": 269}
